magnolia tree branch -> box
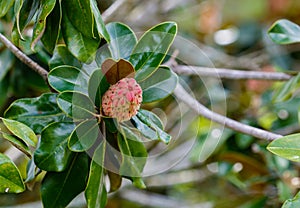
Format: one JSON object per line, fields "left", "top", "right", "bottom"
{"left": 173, "top": 65, "right": 292, "bottom": 81}
{"left": 102, "top": 0, "right": 127, "bottom": 22}
{"left": 173, "top": 84, "right": 283, "bottom": 141}
{"left": 0, "top": 33, "right": 48, "bottom": 82}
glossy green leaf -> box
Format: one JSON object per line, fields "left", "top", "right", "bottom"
{"left": 85, "top": 142, "right": 107, "bottom": 208}
{"left": 139, "top": 66, "right": 178, "bottom": 103}
{"left": 41, "top": 0, "right": 62, "bottom": 53}
{"left": 88, "top": 69, "right": 110, "bottom": 107}
{"left": 48, "top": 66, "right": 89, "bottom": 94}
{"left": 4, "top": 93, "right": 69, "bottom": 134}
{"left": 31, "top": 0, "right": 56, "bottom": 50}
{"left": 62, "top": 0, "right": 94, "bottom": 38}
{"left": 268, "top": 19, "right": 300, "bottom": 44}
{"left": 0, "top": 50, "right": 14, "bottom": 82}
{"left": 90, "top": 0, "right": 110, "bottom": 41}
{"left": 131, "top": 116, "right": 158, "bottom": 140}
{"left": 0, "top": 0, "right": 15, "bottom": 17}
{"left": 12, "top": 0, "right": 39, "bottom": 44}
{"left": 106, "top": 22, "right": 137, "bottom": 59}
{"left": 95, "top": 45, "right": 112, "bottom": 67}
{"left": 138, "top": 109, "right": 164, "bottom": 129}
{"left": 61, "top": 7, "right": 100, "bottom": 63}
{"left": 34, "top": 122, "right": 75, "bottom": 171}
{"left": 41, "top": 153, "right": 89, "bottom": 208}
{"left": 267, "top": 134, "right": 300, "bottom": 162}
{"left": 273, "top": 73, "right": 300, "bottom": 103}
{"left": 282, "top": 191, "right": 300, "bottom": 208}
{"left": 68, "top": 119, "right": 99, "bottom": 152}
{"left": 49, "top": 45, "right": 81, "bottom": 69}
{"left": 57, "top": 91, "right": 96, "bottom": 119}
{"left": 136, "top": 110, "right": 171, "bottom": 144}
{"left": 2, "top": 134, "right": 31, "bottom": 158}
{"left": 129, "top": 22, "right": 177, "bottom": 82}
{"left": 0, "top": 153, "right": 25, "bottom": 193}
{"left": 25, "top": 158, "right": 37, "bottom": 183}
{"left": 118, "top": 126, "right": 147, "bottom": 177}
{"left": 2, "top": 118, "right": 37, "bottom": 147}
{"left": 102, "top": 58, "right": 135, "bottom": 84}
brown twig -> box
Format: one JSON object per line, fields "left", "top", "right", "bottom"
{"left": 173, "top": 84, "right": 283, "bottom": 141}
{"left": 173, "top": 65, "right": 292, "bottom": 81}
{"left": 0, "top": 33, "right": 48, "bottom": 82}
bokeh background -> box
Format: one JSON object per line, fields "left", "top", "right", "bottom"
{"left": 1, "top": 0, "right": 300, "bottom": 207}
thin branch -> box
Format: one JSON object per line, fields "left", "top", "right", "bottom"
{"left": 102, "top": 0, "right": 127, "bottom": 22}
{"left": 173, "top": 84, "right": 283, "bottom": 141}
{"left": 172, "top": 65, "right": 293, "bottom": 81}
{"left": 0, "top": 33, "right": 48, "bottom": 82}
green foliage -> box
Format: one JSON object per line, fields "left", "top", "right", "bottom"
{"left": 267, "top": 134, "right": 300, "bottom": 162}
{"left": 0, "top": 1, "right": 178, "bottom": 205}
{"left": 0, "top": 0, "right": 186, "bottom": 207}
{"left": 41, "top": 153, "right": 89, "bottom": 208}
{"left": 282, "top": 191, "right": 300, "bottom": 208}
{"left": 0, "top": 153, "right": 25, "bottom": 193}
{"left": 268, "top": 19, "right": 300, "bottom": 44}
{"left": 129, "top": 22, "right": 177, "bottom": 82}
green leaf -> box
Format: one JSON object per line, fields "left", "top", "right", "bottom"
{"left": 57, "top": 91, "right": 96, "bottom": 119}
{"left": 88, "top": 69, "right": 110, "bottom": 107}
{"left": 0, "top": 153, "right": 25, "bottom": 193}
{"left": 0, "top": 0, "right": 15, "bottom": 17}
{"left": 4, "top": 93, "right": 69, "bottom": 134}
{"left": 273, "top": 73, "right": 300, "bottom": 103}
{"left": 61, "top": 6, "right": 100, "bottom": 63}
{"left": 2, "top": 118, "right": 37, "bottom": 147}
{"left": 2, "top": 134, "right": 31, "bottom": 158}
{"left": 95, "top": 45, "right": 112, "bottom": 67}
{"left": 102, "top": 58, "right": 135, "bottom": 85}
{"left": 136, "top": 110, "right": 171, "bottom": 144}
{"left": 267, "top": 134, "right": 300, "bottom": 162}
{"left": 90, "top": 0, "right": 110, "bottom": 42}
{"left": 41, "top": 153, "right": 89, "bottom": 208}
{"left": 282, "top": 191, "right": 300, "bottom": 208}
{"left": 131, "top": 116, "right": 158, "bottom": 140}
{"left": 0, "top": 50, "right": 14, "bottom": 82}
{"left": 106, "top": 22, "right": 137, "bottom": 59}
{"left": 41, "top": 0, "right": 62, "bottom": 53}
{"left": 268, "top": 19, "right": 300, "bottom": 44}
{"left": 49, "top": 45, "right": 82, "bottom": 69}
{"left": 118, "top": 126, "right": 147, "bottom": 177}
{"left": 129, "top": 22, "right": 177, "bottom": 82}
{"left": 85, "top": 142, "right": 107, "bottom": 208}
{"left": 25, "top": 157, "right": 37, "bottom": 183}
{"left": 62, "top": 0, "right": 94, "bottom": 38}
{"left": 48, "top": 66, "right": 89, "bottom": 94}
{"left": 139, "top": 66, "right": 178, "bottom": 103}
{"left": 68, "top": 119, "right": 99, "bottom": 152}
{"left": 31, "top": 0, "right": 56, "bottom": 50}
{"left": 34, "top": 122, "right": 75, "bottom": 171}
{"left": 12, "top": 0, "right": 39, "bottom": 44}
{"left": 138, "top": 109, "right": 164, "bottom": 129}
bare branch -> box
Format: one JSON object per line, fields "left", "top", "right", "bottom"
{"left": 102, "top": 0, "right": 127, "bottom": 22}
{"left": 173, "top": 84, "right": 283, "bottom": 141}
{"left": 172, "top": 65, "right": 292, "bottom": 81}
{"left": 0, "top": 33, "right": 48, "bottom": 82}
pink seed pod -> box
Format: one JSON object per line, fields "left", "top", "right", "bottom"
{"left": 102, "top": 78, "right": 143, "bottom": 122}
